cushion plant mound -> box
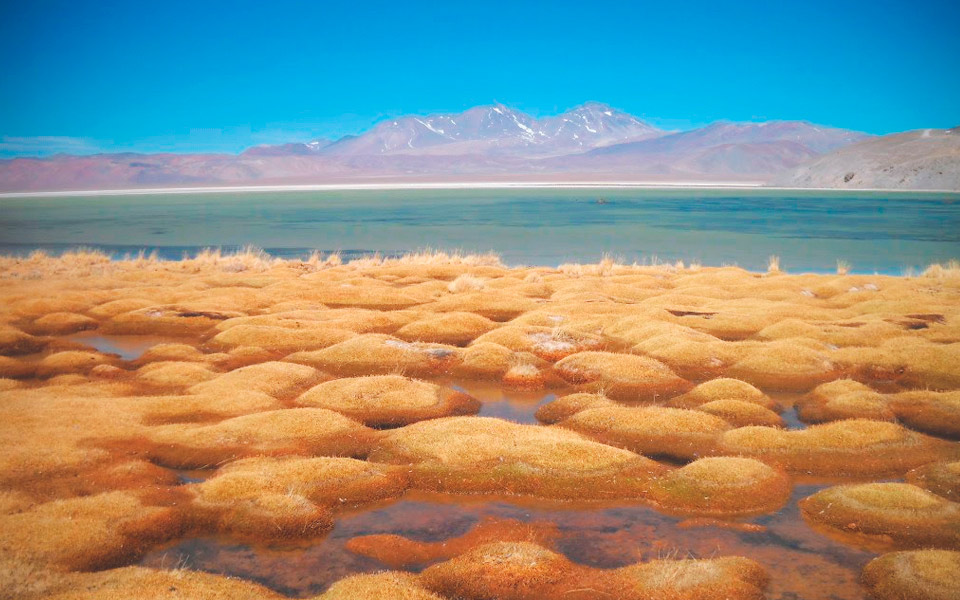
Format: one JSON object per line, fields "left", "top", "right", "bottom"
{"left": 286, "top": 334, "right": 461, "bottom": 378}
{"left": 209, "top": 323, "right": 355, "bottom": 353}
{"left": 907, "top": 460, "right": 960, "bottom": 501}
{"left": 534, "top": 392, "right": 616, "bottom": 424}
{"left": 419, "top": 541, "right": 769, "bottom": 600}
{"left": 648, "top": 457, "right": 791, "bottom": 516}
{"left": 799, "top": 482, "right": 960, "bottom": 549}
{"left": 668, "top": 378, "right": 777, "bottom": 411}
{"left": 695, "top": 399, "right": 785, "bottom": 428}
{"left": 345, "top": 518, "right": 560, "bottom": 569}
{"left": 717, "top": 419, "right": 955, "bottom": 477}
{"left": 187, "top": 361, "right": 318, "bottom": 399}
{"left": 317, "top": 572, "right": 445, "bottom": 600}
{"left": 141, "top": 408, "right": 378, "bottom": 469}
{"left": 368, "top": 416, "right": 664, "bottom": 499}
{"left": 191, "top": 456, "right": 409, "bottom": 540}
{"left": 396, "top": 311, "right": 498, "bottom": 346}
{"left": 295, "top": 374, "right": 480, "bottom": 426}
{"left": 553, "top": 351, "right": 693, "bottom": 401}
{"left": 560, "top": 406, "right": 731, "bottom": 460}
{"left": 861, "top": 550, "right": 960, "bottom": 600}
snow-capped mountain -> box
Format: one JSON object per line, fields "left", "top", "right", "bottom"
{"left": 322, "top": 102, "right": 662, "bottom": 157}
{"left": 0, "top": 103, "right": 884, "bottom": 191}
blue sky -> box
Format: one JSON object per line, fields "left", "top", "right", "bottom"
{"left": 1, "top": 0, "right": 958, "bottom": 157}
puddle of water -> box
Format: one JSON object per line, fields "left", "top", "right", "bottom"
{"left": 450, "top": 380, "right": 555, "bottom": 424}
{"left": 139, "top": 483, "right": 873, "bottom": 599}
{"left": 63, "top": 332, "right": 187, "bottom": 361}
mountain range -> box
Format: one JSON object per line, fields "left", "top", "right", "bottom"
{"left": 1, "top": 102, "right": 954, "bottom": 191}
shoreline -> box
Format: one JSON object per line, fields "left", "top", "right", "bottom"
{"left": 3, "top": 180, "right": 960, "bottom": 198}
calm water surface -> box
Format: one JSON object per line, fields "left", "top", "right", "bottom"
{"left": 2, "top": 188, "right": 959, "bottom": 273}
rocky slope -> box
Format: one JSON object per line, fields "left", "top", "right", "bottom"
{"left": 779, "top": 127, "right": 960, "bottom": 190}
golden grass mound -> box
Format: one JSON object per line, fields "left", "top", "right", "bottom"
{"left": 345, "top": 518, "right": 560, "bottom": 569}
{"left": 668, "top": 378, "right": 777, "bottom": 411}
{"left": 907, "top": 461, "right": 960, "bottom": 501}
{"left": 286, "top": 334, "right": 461, "bottom": 378}
{"left": 317, "top": 572, "right": 445, "bottom": 600}
{"left": 724, "top": 340, "right": 841, "bottom": 391}
{"left": 136, "top": 342, "right": 208, "bottom": 363}
{"left": 717, "top": 419, "right": 955, "bottom": 476}
{"left": 0, "top": 491, "right": 183, "bottom": 571}
{"left": 35, "top": 350, "right": 116, "bottom": 377}
{"left": 861, "top": 550, "right": 960, "bottom": 600}
{"left": 192, "top": 456, "right": 409, "bottom": 540}
{"left": 0, "top": 325, "right": 47, "bottom": 355}
{"left": 450, "top": 341, "right": 514, "bottom": 380}
{"left": 560, "top": 406, "right": 731, "bottom": 460}
{"left": 295, "top": 375, "right": 480, "bottom": 426}
{"left": 30, "top": 312, "right": 98, "bottom": 335}
{"left": 209, "top": 323, "right": 355, "bottom": 353}
{"left": 472, "top": 325, "right": 604, "bottom": 362}
{"left": 136, "top": 361, "right": 218, "bottom": 388}
{"left": 140, "top": 408, "right": 378, "bottom": 469}
{"left": 418, "top": 541, "right": 769, "bottom": 600}
{"left": 888, "top": 390, "right": 960, "bottom": 438}
{"left": 799, "top": 483, "right": 960, "bottom": 549}
{"left": 553, "top": 351, "right": 693, "bottom": 400}
{"left": 424, "top": 291, "right": 538, "bottom": 321}
{"left": 102, "top": 305, "right": 243, "bottom": 336}
{"left": 368, "top": 416, "right": 665, "bottom": 499}
{"left": 187, "top": 361, "right": 318, "bottom": 399}
{"left": 797, "top": 379, "right": 894, "bottom": 423}
{"left": 534, "top": 392, "right": 616, "bottom": 424}
{"left": 648, "top": 457, "right": 791, "bottom": 516}
{"left": 694, "top": 399, "right": 784, "bottom": 428}
{"left": 35, "top": 566, "right": 286, "bottom": 600}
{"left": 127, "top": 390, "right": 281, "bottom": 425}
{"left": 396, "top": 311, "right": 498, "bottom": 346}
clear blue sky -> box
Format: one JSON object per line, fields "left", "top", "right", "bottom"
{"left": 1, "top": 0, "right": 958, "bottom": 157}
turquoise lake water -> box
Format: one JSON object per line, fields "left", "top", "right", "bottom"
{"left": 1, "top": 188, "right": 958, "bottom": 273}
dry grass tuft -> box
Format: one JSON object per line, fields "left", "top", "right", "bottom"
{"left": 295, "top": 375, "right": 480, "bottom": 426}
{"left": 862, "top": 550, "right": 960, "bottom": 600}
{"left": 800, "top": 483, "right": 960, "bottom": 549}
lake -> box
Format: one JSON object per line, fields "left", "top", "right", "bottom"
{"left": 1, "top": 187, "right": 958, "bottom": 273}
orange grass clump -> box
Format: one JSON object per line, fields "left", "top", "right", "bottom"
{"left": 553, "top": 351, "right": 693, "bottom": 400}
{"left": 797, "top": 379, "right": 894, "bottom": 423}
{"left": 102, "top": 305, "right": 243, "bottom": 336}
{"left": 861, "top": 550, "right": 960, "bottom": 600}
{"left": 559, "top": 406, "right": 731, "bottom": 460}
{"left": 668, "top": 378, "right": 777, "bottom": 411}
{"left": 191, "top": 456, "right": 409, "bottom": 540}
{"left": 694, "top": 399, "right": 785, "bottom": 428}
{"left": 30, "top": 566, "right": 286, "bottom": 600}
{"left": 295, "top": 375, "right": 480, "bottom": 426}
{"left": 800, "top": 483, "right": 960, "bottom": 549}
{"left": 209, "top": 323, "right": 355, "bottom": 353}
{"left": 345, "top": 517, "right": 560, "bottom": 569}
{"left": 368, "top": 416, "right": 665, "bottom": 500}
{"left": 395, "top": 311, "right": 498, "bottom": 346}
{"left": 907, "top": 460, "right": 960, "bottom": 501}
{"left": 0, "top": 491, "right": 185, "bottom": 571}
{"left": 137, "top": 408, "right": 378, "bottom": 469}
{"left": 286, "top": 334, "right": 461, "bottom": 378}
{"left": 716, "top": 419, "right": 956, "bottom": 477}
{"left": 186, "top": 361, "right": 319, "bottom": 399}
{"left": 472, "top": 325, "right": 604, "bottom": 362}
{"left": 648, "top": 457, "right": 791, "bottom": 516}
{"left": 534, "top": 392, "right": 616, "bottom": 424}
{"left": 418, "top": 541, "right": 769, "bottom": 600}
{"left": 29, "top": 312, "right": 98, "bottom": 335}
{"left": 317, "top": 572, "right": 445, "bottom": 600}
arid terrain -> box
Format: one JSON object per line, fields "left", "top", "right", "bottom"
{"left": 1, "top": 249, "right": 959, "bottom": 599}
